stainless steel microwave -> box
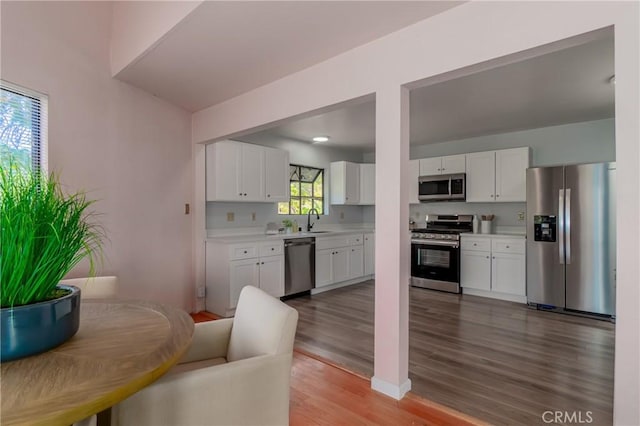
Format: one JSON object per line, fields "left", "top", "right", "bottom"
{"left": 418, "top": 173, "right": 466, "bottom": 202}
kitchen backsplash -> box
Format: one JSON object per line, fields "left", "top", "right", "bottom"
{"left": 362, "top": 202, "right": 526, "bottom": 228}
{"left": 206, "top": 201, "right": 365, "bottom": 230}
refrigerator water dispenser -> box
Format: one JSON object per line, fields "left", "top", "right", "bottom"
{"left": 533, "top": 215, "right": 556, "bottom": 242}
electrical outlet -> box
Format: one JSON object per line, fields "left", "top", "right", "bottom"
{"left": 196, "top": 287, "right": 205, "bottom": 298}
{"left": 184, "top": 203, "right": 190, "bottom": 214}
{"left": 251, "top": 212, "right": 256, "bottom": 221}
{"left": 227, "top": 212, "right": 234, "bottom": 222}
{"left": 517, "top": 211, "right": 525, "bottom": 221}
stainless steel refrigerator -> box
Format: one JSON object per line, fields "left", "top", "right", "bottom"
{"left": 526, "top": 162, "right": 616, "bottom": 317}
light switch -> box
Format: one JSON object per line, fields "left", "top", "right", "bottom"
{"left": 227, "top": 212, "right": 235, "bottom": 222}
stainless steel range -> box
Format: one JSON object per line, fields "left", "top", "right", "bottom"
{"left": 410, "top": 214, "right": 473, "bottom": 293}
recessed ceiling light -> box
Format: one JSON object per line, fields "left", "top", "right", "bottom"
{"left": 312, "top": 136, "right": 329, "bottom": 143}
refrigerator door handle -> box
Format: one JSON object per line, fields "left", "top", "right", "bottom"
{"left": 566, "top": 188, "right": 571, "bottom": 264}
{"left": 559, "top": 189, "right": 565, "bottom": 264}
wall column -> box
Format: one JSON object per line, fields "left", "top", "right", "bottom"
{"left": 372, "top": 84, "right": 411, "bottom": 399}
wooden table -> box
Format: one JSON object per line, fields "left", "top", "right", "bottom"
{"left": 0, "top": 299, "right": 194, "bottom": 426}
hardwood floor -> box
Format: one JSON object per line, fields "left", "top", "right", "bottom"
{"left": 286, "top": 281, "right": 615, "bottom": 425}
{"left": 189, "top": 311, "right": 483, "bottom": 425}
{"left": 291, "top": 348, "right": 484, "bottom": 426}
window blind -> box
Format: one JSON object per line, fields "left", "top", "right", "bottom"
{"left": 0, "top": 80, "right": 48, "bottom": 172}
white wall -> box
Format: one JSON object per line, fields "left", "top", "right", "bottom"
{"left": 1, "top": 2, "right": 194, "bottom": 311}
{"left": 189, "top": 2, "right": 639, "bottom": 423}
{"left": 205, "top": 136, "right": 367, "bottom": 230}
{"left": 363, "top": 118, "right": 615, "bottom": 166}
{"left": 415, "top": 118, "right": 615, "bottom": 166}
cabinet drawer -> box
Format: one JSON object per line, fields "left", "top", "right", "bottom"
{"left": 492, "top": 239, "right": 525, "bottom": 254}
{"left": 316, "top": 236, "right": 350, "bottom": 250}
{"left": 347, "top": 234, "right": 364, "bottom": 246}
{"left": 260, "top": 242, "right": 283, "bottom": 257}
{"left": 229, "top": 244, "right": 258, "bottom": 260}
{"left": 461, "top": 238, "right": 490, "bottom": 252}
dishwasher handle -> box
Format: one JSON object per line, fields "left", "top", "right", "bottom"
{"left": 284, "top": 238, "right": 315, "bottom": 247}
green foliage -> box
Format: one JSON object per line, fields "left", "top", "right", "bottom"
{"left": 0, "top": 158, "right": 103, "bottom": 308}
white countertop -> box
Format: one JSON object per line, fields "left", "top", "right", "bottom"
{"left": 206, "top": 228, "right": 374, "bottom": 244}
{"left": 462, "top": 232, "right": 525, "bottom": 239}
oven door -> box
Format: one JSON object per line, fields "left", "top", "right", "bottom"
{"left": 411, "top": 240, "right": 461, "bottom": 293}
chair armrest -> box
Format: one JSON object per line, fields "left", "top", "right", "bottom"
{"left": 114, "top": 353, "right": 293, "bottom": 426}
{"left": 179, "top": 318, "right": 233, "bottom": 364}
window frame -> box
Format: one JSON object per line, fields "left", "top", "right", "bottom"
{"left": 0, "top": 80, "right": 48, "bottom": 173}
{"left": 278, "top": 164, "right": 325, "bottom": 215}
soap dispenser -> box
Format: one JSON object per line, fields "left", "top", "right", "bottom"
{"left": 472, "top": 214, "right": 479, "bottom": 233}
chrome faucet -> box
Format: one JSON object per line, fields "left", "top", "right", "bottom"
{"left": 306, "top": 208, "right": 320, "bottom": 232}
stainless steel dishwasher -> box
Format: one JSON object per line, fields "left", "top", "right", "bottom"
{"left": 284, "top": 237, "right": 315, "bottom": 296}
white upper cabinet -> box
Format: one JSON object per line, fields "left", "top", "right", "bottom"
{"left": 359, "top": 163, "right": 375, "bottom": 205}
{"left": 206, "top": 140, "right": 289, "bottom": 202}
{"left": 466, "top": 151, "right": 496, "bottom": 202}
{"left": 239, "top": 143, "right": 265, "bottom": 201}
{"left": 441, "top": 154, "right": 466, "bottom": 174}
{"left": 495, "top": 148, "right": 530, "bottom": 202}
{"left": 419, "top": 157, "right": 442, "bottom": 176}
{"left": 419, "top": 154, "right": 466, "bottom": 176}
{"left": 330, "top": 161, "right": 360, "bottom": 205}
{"left": 466, "top": 147, "right": 530, "bottom": 202}
{"left": 264, "top": 146, "right": 289, "bottom": 202}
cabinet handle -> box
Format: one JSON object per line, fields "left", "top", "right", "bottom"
{"left": 239, "top": 192, "right": 242, "bottom": 196}
{"left": 486, "top": 256, "right": 490, "bottom": 259}
{"left": 244, "top": 193, "right": 247, "bottom": 196}
{"left": 490, "top": 194, "right": 494, "bottom": 198}
{"left": 261, "top": 262, "right": 264, "bottom": 265}
{"left": 473, "top": 243, "right": 477, "bottom": 246}
{"left": 271, "top": 247, "right": 274, "bottom": 251}
{"left": 256, "top": 262, "right": 259, "bottom": 265}
{"left": 496, "top": 194, "right": 500, "bottom": 198}
{"left": 267, "top": 194, "right": 271, "bottom": 197}
{"left": 492, "top": 256, "right": 496, "bottom": 259}
{"left": 506, "top": 245, "right": 510, "bottom": 248}
{"left": 243, "top": 250, "right": 247, "bottom": 254}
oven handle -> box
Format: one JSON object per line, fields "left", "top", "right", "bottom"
{"left": 411, "top": 239, "right": 459, "bottom": 248}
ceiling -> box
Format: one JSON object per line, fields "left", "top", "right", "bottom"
{"left": 241, "top": 34, "right": 615, "bottom": 150}
{"left": 116, "top": 1, "right": 462, "bottom": 112}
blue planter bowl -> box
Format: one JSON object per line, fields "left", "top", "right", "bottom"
{"left": 1, "top": 285, "right": 81, "bottom": 362}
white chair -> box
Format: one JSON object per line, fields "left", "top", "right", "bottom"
{"left": 60, "top": 277, "right": 118, "bottom": 426}
{"left": 60, "top": 276, "right": 119, "bottom": 299}
{"left": 112, "top": 285, "right": 299, "bottom": 426}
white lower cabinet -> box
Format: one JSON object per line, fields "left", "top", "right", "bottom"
{"left": 315, "top": 234, "right": 365, "bottom": 290}
{"left": 460, "top": 251, "right": 491, "bottom": 291}
{"left": 206, "top": 240, "right": 284, "bottom": 317}
{"left": 364, "top": 233, "right": 375, "bottom": 276}
{"left": 349, "top": 246, "right": 364, "bottom": 279}
{"left": 461, "top": 235, "right": 526, "bottom": 303}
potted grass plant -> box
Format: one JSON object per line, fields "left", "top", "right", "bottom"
{"left": 0, "top": 157, "right": 103, "bottom": 362}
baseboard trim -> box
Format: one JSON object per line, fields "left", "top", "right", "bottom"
{"left": 311, "top": 276, "right": 374, "bottom": 295}
{"left": 462, "top": 288, "right": 527, "bottom": 304}
{"left": 371, "top": 376, "right": 412, "bottom": 400}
